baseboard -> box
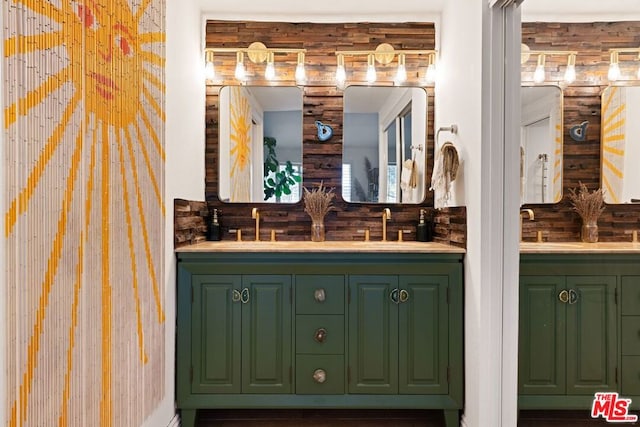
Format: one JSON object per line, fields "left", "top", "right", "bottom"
{"left": 167, "top": 413, "right": 180, "bottom": 427}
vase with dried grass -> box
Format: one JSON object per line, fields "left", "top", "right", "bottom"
{"left": 568, "top": 183, "right": 605, "bottom": 243}
{"left": 303, "top": 182, "right": 335, "bottom": 242}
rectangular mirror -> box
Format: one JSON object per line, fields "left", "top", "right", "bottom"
{"left": 218, "top": 86, "right": 303, "bottom": 203}
{"left": 342, "top": 86, "right": 428, "bottom": 204}
{"left": 601, "top": 86, "right": 640, "bottom": 204}
{"left": 520, "top": 85, "right": 563, "bottom": 204}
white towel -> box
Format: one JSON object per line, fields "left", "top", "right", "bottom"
{"left": 430, "top": 142, "right": 460, "bottom": 207}
{"left": 400, "top": 159, "right": 414, "bottom": 192}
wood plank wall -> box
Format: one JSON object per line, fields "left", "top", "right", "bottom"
{"left": 195, "top": 21, "right": 467, "bottom": 246}
{"left": 521, "top": 21, "right": 640, "bottom": 242}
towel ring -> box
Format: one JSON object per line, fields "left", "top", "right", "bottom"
{"left": 436, "top": 124, "right": 458, "bottom": 145}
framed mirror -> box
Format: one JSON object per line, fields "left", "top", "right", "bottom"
{"left": 218, "top": 86, "right": 303, "bottom": 203}
{"left": 342, "top": 86, "right": 428, "bottom": 204}
{"left": 601, "top": 86, "right": 640, "bottom": 204}
{"left": 520, "top": 85, "right": 563, "bottom": 204}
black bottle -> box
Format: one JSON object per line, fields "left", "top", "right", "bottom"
{"left": 416, "top": 209, "right": 432, "bottom": 242}
{"left": 207, "top": 209, "right": 221, "bottom": 241}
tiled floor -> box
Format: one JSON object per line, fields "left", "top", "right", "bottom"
{"left": 193, "top": 409, "right": 640, "bottom": 426}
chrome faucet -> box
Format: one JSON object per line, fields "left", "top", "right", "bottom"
{"left": 251, "top": 207, "right": 260, "bottom": 241}
{"left": 520, "top": 208, "right": 535, "bottom": 242}
{"left": 382, "top": 208, "right": 391, "bottom": 242}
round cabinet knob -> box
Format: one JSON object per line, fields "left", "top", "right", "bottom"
{"left": 314, "top": 288, "right": 326, "bottom": 303}
{"left": 314, "top": 328, "right": 327, "bottom": 343}
{"left": 313, "top": 369, "right": 327, "bottom": 384}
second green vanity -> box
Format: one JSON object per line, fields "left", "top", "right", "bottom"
{"left": 176, "top": 242, "right": 464, "bottom": 427}
{"left": 519, "top": 245, "right": 640, "bottom": 411}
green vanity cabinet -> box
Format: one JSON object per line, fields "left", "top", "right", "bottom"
{"left": 519, "top": 275, "right": 616, "bottom": 397}
{"left": 349, "top": 275, "right": 449, "bottom": 395}
{"left": 519, "top": 254, "right": 640, "bottom": 411}
{"left": 189, "top": 274, "right": 292, "bottom": 394}
{"left": 177, "top": 252, "right": 464, "bottom": 427}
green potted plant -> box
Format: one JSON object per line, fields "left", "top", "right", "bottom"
{"left": 263, "top": 136, "right": 302, "bottom": 201}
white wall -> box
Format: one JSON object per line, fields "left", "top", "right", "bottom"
{"left": 141, "top": 0, "right": 205, "bottom": 425}
{"left": 438, "top": 0, "right": 484, "bottom": 426}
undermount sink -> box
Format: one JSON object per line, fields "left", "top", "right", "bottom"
{"left": 176, "top": 240, "right": 466, "bottom": 254}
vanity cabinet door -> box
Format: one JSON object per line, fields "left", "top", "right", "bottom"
{"left": 519, "top": 275, "right": 617, "bottom": 396}
{"left": 191, "top": 275, "right": 242, "bottom": 394}
{"left": 190, "top": 274, "right": 292, "bottom": 394}
{"left": 398, "top": 276, "right": 449, "bottom": 394}
{"left": 241, "top": 275, "right": 292, "bottom": 394}
{"left": 519, "top": 276, "right": 566, "bottom": 395}
{"left": 348, "top": 275, "right": 399, "bottom": 394}
{"left": 565, "top": 276, "right": 617, "bottom": 395}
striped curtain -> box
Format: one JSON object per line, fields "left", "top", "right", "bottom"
{"left": 3, "top": 0, "right": 166, "bottom": 425}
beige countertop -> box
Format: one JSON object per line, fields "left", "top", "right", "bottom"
{"left": 176, "top": 240, "right": 466, "bottom": 254}
{"left": 520, "top": 241, "right": 640, "bottom": 254}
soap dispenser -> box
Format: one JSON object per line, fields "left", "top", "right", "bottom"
{"left": 416, "top": 209, "right": 432, "bottom": 242}
{"left": 207, "top": 208, "right": 221, "bottom": 241}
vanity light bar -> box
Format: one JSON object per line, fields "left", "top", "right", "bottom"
{"left": 521, "top": 48, "right": 578, "bottom": 84}
{"left": 204, "top": 42, "right": 307, "bottom": 83}
{"left": 334, "top": 43, "right": 437, "bottom": 87}
{"left": 607, "top": 47, "right": 640, "bottom": 82}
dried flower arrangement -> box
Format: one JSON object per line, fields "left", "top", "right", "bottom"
{"left": 568, "top": 182, "right": 605, "bottom": 223}
{"left": 303, "top": 181, "right": 335, "bottom": 222}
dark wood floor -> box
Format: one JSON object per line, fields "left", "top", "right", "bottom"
{"left": 193, "top": 409, "right": 639, "bottom": 426}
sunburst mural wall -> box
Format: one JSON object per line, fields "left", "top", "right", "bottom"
{"left": 3, "top": 0, "right": 165, "bottom": 425}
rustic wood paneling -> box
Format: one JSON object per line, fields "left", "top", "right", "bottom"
{"left": 199, "top": 21, "right": 466, "bottom": 246}
{"left": 521, "top": 21, "right": 640, "bottom": 242}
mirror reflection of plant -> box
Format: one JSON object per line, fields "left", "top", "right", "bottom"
{"left": 263, "top": 136, "right": 302, "bottom": 201}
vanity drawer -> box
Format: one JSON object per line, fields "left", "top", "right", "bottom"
{"left": 296, "top": 315, "right": 344, "bottom": 354}
{"left": 622, "top": 277, "right": 640, "bottom": 316}
{"left": 622, "top": 317, "right": 640, "bottom": 355}
{"left": 296, "top": 275, "right": 344, "bottom": 315}
{"left": 622, "top": 356, "right": 640, "bottom": 396}
{"left": 295, "top": 355, "right": 344, "bottom": 394}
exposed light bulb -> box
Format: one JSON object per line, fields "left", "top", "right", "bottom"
{"left": 366, "top": 54, "right": 377, "bottom": 84}
{"left": 394, "top": 54, "right": 407, "bottom": 85}
{"left": 424, "top": 54, "right": 436, "bottom": 84}
{"left": 265, "top": 52, "right": 275, "bottom": 80}
{"left": 235, "top": 51, "right": 246, "bottom": 81}
{"left": 608, "top": 63, "right": 621, "bottom": 81}
{"left": 295, "top": 52, "right": 306, "bottom": 84}
{"left": 564, "top": 54, "right": 576, "bottom": 84}
{"left": 335, "top": 54, "right": 346, "bottom": 88}
{"left": 608, "top": 51, "right": 620, "bottom": 81}
{"left": 336, "top": 66, "right": 346, "bottom": 87}
{"left": 205, "top": 61, "right": 215, "bottom": 81}
{"left": 204, "top": 50, "right": 215, "bottom": 81}
{"left": 564, "top": 65, "right": 576, "bottom": 84}
{"left": 533, "top": 54, "right": 545, "bottom": 83}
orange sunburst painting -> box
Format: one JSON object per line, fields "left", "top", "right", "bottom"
{"left": 4, "top": 0, "right": 166, "bottom": 425}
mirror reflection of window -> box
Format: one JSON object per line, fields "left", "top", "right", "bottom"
{"left": 342, "top": 86, "right": 427, "bottom": 204}
{"left": 520, "top": 86, "right": 563, "bottom": 204}
{"left": 218, "top": 86, "right": 303, "bottom": 203}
